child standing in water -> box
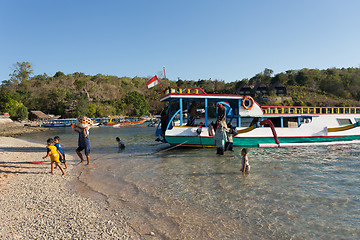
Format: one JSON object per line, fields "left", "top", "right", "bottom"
{"left": 225, "top": 122, "right": 237, "bottom": 151}
{"left": 241, "top": 148, "right": 250, "bottom": 173}
{"left": 43, "top": 138, "right": 66, "bottom": 175}
{"left": 116, "top": 137, "right": 125, "bottom": 149}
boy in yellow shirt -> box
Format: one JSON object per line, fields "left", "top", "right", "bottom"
{"left": 43, "top": 138, "right": 66, "bottom": 175}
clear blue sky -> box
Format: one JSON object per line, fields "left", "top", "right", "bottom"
{"left": 1, "top": 0, "right": 360, "bottom": 83}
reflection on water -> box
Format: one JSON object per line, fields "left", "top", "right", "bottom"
{"left": 21, "top": 126, "right": 360, "bottom": 239}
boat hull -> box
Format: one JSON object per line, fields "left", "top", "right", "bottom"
{"left": 164, "top": 121, "right": 360, "bottom": 147}
{"left": 105, "top": 119, "right": 146, "bottom": 127}
{"left": 41, "top": 123, "right": 71, "bottom": 128}
{"left": 165, "top": 134, "right": 360, "bottom": 147}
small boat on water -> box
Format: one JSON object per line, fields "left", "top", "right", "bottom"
{"left": 155, "top": 86, "right": 360, "bottom": 148}
{"left": 103, "top": 117, "right": 146, "bottom": 127}
{"left": 41, "top": 117, "right": 145, "bottom": 128}
{"left": 41, "top": 119, "right": 76, "bottom": 128}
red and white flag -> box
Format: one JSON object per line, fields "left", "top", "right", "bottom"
{"left": 146, "top": 75, "right": 159, "bottom": 88}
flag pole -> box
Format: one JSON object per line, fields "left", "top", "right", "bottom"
{"left": 146, "top": 75, "right": 163, "bottom": 92}
{"left": 163, "top": 65, "right": 168, "bottom": 88}
{"left": 158, "top": 76, "right": 164, "bottom": 92}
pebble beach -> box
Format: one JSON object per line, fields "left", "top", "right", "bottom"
{"left": 0, "top": 135, "right": 141, "bottom": 239}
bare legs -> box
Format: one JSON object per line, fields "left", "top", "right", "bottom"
{"left": 76, "top": 150, "right": 90, "bottom": 165}
{"left": 51, "top": 161, "right": 66, "bottom": 175}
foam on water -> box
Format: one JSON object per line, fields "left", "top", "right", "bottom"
{"left": 21, "top": 126, "right": 360, "bottom": 239}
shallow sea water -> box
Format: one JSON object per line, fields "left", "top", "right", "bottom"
{"left": 21, "top": 126, "right": 360, "bottom": 239}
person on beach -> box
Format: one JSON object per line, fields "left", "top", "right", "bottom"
{"left": 225, "top": 122, "right": 237, "bottom": 151}
{"left": 186, "top": 101, "right": 200, "bottom": 126}
{"left": 116, "top": 137, "right": 125, "bottom": 149}
{"left": 241, "top": 148, "right": 250, "bottom": 173}
{"left": 42, "top": 138, "right": 66, "bottom": 175}
{"left": 217, "top": 103, "right": 226, "bottom": 121}
{"left": 249, "top": 117, "right": 259, "bottom": 127}
{"left": 54, "top": 136, "right": 68, "bottom": 169}
{"left": 74, "top": 127, "right": 91, "bottom": 165}
{"left": 214, "top": 120, "right": 227, "bottom": 155}
{"left": 160, "top": 110, "right": 168, "bottom": 136}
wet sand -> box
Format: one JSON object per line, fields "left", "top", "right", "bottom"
{"left": 0, "top": 136, "right": 142, "bottom": 239}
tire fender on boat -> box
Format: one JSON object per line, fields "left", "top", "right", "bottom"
{"left": 241, "top": 96, "right": 254, "bottom": 110}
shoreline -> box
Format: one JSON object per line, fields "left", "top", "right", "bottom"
{"left": 0, "top": 121, "right": 50, "bottom": 137}
{"left": 0, "top": 136, "right": 140, "bottom": 239}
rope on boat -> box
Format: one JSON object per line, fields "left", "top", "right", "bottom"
{"left": 155, "top": 140, "right": 189, "bottom": 153}
{"left": 123, "top": 141, "right": 189, "bottom": 157}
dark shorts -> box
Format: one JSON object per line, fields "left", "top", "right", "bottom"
{"left": 60, "top": 153, "right": 66, "bottom": 163}
{"left": 76, "top": 146, "right": 90, "bottom": 156}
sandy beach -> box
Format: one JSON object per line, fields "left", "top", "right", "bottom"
{"left": 0, "top": 136, "right": 141, "bottom": 239}
{"left": 0, "top": 121, "right": 50, "bottom": 137}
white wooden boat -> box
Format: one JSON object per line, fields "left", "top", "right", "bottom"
{"left": 155, "top": 86, "right": 360, "bottom": 147}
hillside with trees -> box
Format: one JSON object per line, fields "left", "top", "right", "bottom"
{"left": 1, "top": 62, "right": 360, "bottom": 120}
{"left": 246, "top": 68, "right": 360, "bottom": 107}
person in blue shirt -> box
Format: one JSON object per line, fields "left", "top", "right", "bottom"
{"left": 54, "top": 136, "right": 68, "bottom": 169}
{"left": 74, "top": 127, "right": 91, "bottom": 165}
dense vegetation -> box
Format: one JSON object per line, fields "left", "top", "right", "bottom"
{"left": 1, "top": 62, "right": 360, "bottom": 120}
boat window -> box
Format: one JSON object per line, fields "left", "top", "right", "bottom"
{"left": 267, "top": 117, "right": 281, "bottom": 127}
{"left": 337, "top": 119, "right": 352, "bottom": 125}
{"left": 241, "top": 117, "right": 258, "bottom": 127}
{"left": 300, "top": 117, "right": 312, "bottom": 124}
{"left": 355, "top": 118, "right": 360, "bottom": 123}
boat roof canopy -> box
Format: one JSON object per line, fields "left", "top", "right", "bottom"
{"left": 159, "top": 86, "right": 265, "bottom": 115}
{"left": 160, "top": 93, "right": 245, "bottom": 103}
{"left": 160, "top": 86, "right": 245, "bottom": 103}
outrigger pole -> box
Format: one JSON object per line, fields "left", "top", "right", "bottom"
{"left": 237, "top": 119, "right": 279, "bottom": 145}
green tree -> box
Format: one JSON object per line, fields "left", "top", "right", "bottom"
{"left": 9, "top": 62, "right": 33, "bottom": 84}
{"left": 123, "top": 91, "right": 149, "bottom": 116}
{"left": 74, "top": 95, "right": 89, "bottom": 116}
{"left": 54, "top": 71, "right": 66, "bottom": 78}
{"left": 15, "top": 105, "right": 29, "bottom": 120}
{"left": 113, "top": 99, "right": 125, "bottom": 115}
{"left": 320, "top": 75, "right": 345, "bottom": 97}
{"left": 0, "top": 93, "right": 28, "bottom": 120}
{"left": 264, "top": 68, "right": 274, "bottom": 77}
{"left": 88, "top": 103, "right": 97, "bottom": 118}
{"left": 74, "top": 79, "right": 86, "bottom": 90}
{"left": 272, "top": 73, "right": 287, "bottom": 84}
{"left": 295, "top": 71, "right": 309, "bottom": 86}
